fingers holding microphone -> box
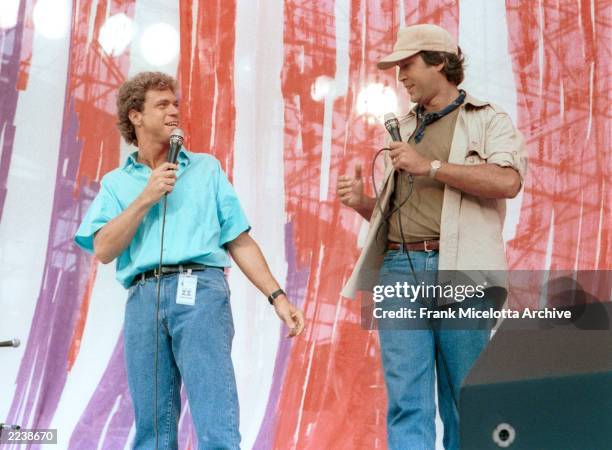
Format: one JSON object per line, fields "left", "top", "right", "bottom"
{"left": 388, "top": 141, "right": 431, "bottom": 176}
{"left": 143, "top": 162, "right": 178, "bottom": 205}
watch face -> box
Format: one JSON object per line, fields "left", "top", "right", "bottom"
{"left": 432, "top": 160, "right": 441, "bottom": 169}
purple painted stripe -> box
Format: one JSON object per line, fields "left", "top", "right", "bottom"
{"left": 0, "top": 0, "right": 26, "bottom": 221}
{"left": 68, "top": 332, "right": 133, "bottom": 450}
{"left": 178, "top": 388, "right": 196, "bottom": 449}
{"left": 252, "top": 221, "right": 309, "bottom": 450}
{"left": 5, "top": 98, "right": 96, "bottom": 450}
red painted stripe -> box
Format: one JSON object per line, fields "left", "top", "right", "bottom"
{"left": 16, "top": 0, "right": 35, "bottom": 91}
{"left": 67, "top": 260, "right": 98, "bottom": 371}
{"left": 178, "top": 0, "right": 237, "bottom": 177}
{"left": 505, "top": 0, "right": 611, "bottom": 276}
{"left": 275, "top": 2, "right": 459, "bottom": 448}
{"left": 72, "top": 0, "right": 134, "bottom": 195}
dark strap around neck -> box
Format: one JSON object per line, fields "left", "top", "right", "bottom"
{"left": 414, "top": 90, "right": 466, "bottom": 144}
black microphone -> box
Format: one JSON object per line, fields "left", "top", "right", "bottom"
{"left": 0, "top": 339, "right": 20, "bottom": 348}
{"left": 384, "top": 113, "right": 402, "bottom": 142}
{"left": 384, "top": 113, "right": 412, "bottom": 180}
{"left": 167, "top": 128, "right": 184, "bottom": 164}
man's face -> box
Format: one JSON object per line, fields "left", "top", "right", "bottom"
{"left": 397, "top": 53, "right": 443, "bottom": 105}
{"left": 131, "top": 88, "right": 179, "bottom": 145}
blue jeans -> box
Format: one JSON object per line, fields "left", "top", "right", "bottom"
{"left": 377, "top": 250, "right": 492, "bottom": 450}
{"left": 124, "top": 268, "right": 240, "bottom": 450}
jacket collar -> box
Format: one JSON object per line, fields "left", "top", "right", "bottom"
{"left": 402, "top": 91, "right": 489, "bottom": 120}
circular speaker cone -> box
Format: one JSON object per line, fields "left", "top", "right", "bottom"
{"left": 492, "top": 423, "right": 516, "bottom": 447}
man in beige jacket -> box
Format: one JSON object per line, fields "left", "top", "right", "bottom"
{"left": 337, "top": 24, "right": 527, "bottom": 450}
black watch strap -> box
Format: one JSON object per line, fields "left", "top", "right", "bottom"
{"left": 267, "top": 288, "right": 286, "bottom": 305}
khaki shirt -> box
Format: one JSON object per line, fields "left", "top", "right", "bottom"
{"left": 341, "top": 93, "right": 528, "bottom": 300}
{"left": 387, "top": 107, "right": 460, "bottom": 243}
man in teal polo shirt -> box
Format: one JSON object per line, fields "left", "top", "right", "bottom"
{"left": 74, "top": 71, "right": 304, "bottom": 450}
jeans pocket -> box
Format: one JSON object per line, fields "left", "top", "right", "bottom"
{"left": 424, "top": 251, "right": 440, "bottom": 272}
{"left": 127, "top": 283, "right": 137, "bottom": 301}
{"left": 196, "top": 269, "right": 229, "bottom": 298}
{"left": 222, "top": 274, "right": 231, "bottom": 298}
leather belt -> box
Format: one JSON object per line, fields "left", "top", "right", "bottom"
{"left": 131, "top": 263, "right": 222, "bottom": 286}
{"left": 387, "top": 240, "right": 440, "bottom": 252}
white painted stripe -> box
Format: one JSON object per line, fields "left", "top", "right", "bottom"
{"left": 459, "top": 1, "right": 522, "bottom": 242}
{"left": 0, "top": 0, "right": 72, "bottom": 421}
{"left": 319, "top": 97, "right": 333, "bottom": 201}
{"left": 233, "top": 0, "right": 286, "bottom": 447}
{"left": 96, "top": 395, "right": 122, "bottom": 450}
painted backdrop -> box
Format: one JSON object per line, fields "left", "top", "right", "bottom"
{"left": 0, "top": 0, "right": 609, "bottom": 449}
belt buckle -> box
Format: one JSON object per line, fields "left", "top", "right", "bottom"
{"left": 423, "top": 240, "right": 433, "bottom": 252}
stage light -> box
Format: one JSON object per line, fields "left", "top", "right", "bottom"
{"left": 140, "top": 23, "right": 179, "bottom": 67}
{"left": 311, "top": 75, "right": 335, "bottom": 102}
{"left": 0, "top": 0, "right": 20, "bottom": 29}
{"left": 98, "top": 13, "right": 133, "bottom": 57}
{"left": 32, "top": 0, "right": 69, "bottom": 40}
{"left": 356, "top": 83, "right": 398, "bottom": 122}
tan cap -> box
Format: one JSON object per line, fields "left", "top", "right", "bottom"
{"left": 377, "top": 24, "right": 458, "bottom": 70}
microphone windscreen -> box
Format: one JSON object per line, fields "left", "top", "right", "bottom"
{"left": 383, "top": 113, "right": 402, "bottom": 142}
{"left": 383, "top": 113, "right": 397, "bottom": 123}
{"left": 170, "top": 128, "right": 184, "bottom": 141}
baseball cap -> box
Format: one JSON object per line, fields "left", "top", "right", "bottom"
{"left": 377, "top": 24, "right": 458, "bottom": 70}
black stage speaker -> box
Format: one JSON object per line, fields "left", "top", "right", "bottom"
{"left": 460, "top": 301, "right": 612, "bottom": 450}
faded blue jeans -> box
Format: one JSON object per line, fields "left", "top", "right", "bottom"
{"left": 124, "top": 268, "right": 240, "bottom": 450}
{"left": 377, "top": 250, "right": 493, "bottom": 450}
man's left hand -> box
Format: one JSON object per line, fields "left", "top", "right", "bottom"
{"left": 273, "top": 295, "right": 305, "bottom": 337}
{"left": 389, "top": 141, "right": 431, "bottom": 176}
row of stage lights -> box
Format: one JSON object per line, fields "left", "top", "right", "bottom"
{"left": 1, "top": 0, "right": 404, "bottom": 122}
{"left": 0, "top": 1, "right": 180, "bottom": 66}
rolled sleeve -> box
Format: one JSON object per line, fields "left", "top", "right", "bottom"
{"left": 484, "top": 112, "right": 528, "bottom": 183}
{"left": 215, "top": 162, "right": 251, "bottom": 246}
{"left": 74, "top": 182, "right": 122, "bottom": 254}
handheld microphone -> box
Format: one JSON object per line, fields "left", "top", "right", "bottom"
{"left": 0, "top": 339, "right": 20, "bottom": 348}
{"left": 384, "top": 112, "right": 412, "bottom": 182}
{"left": 167, "top": 128, "right": 184, "bottom": 164}
{"left": 384, "top": 113, "right": 402, "bottom": 142}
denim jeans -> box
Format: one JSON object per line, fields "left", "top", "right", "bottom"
{"left": 378, "top": 250, "right": 492, "bottom": 450}
{"left": 124, "top": 268, "right": 240, "bottom": 450}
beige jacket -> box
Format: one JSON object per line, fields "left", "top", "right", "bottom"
{"left": 341, "top": 93, "right": 528, "bottom": 299}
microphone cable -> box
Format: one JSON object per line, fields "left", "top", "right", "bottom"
{"left": 152, "top": 130, "right": 182, "bottom": 450}
{"left": 370, "top": 147, "right": 416, "bottom": 276}
{"left": 369, "top": 142, "right": 460, "bottom": 413}
{"left": 153, "top": 192, "right": 168, "bottom": 450}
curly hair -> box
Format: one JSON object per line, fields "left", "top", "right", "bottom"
{"left": 116, "top": 72, "right": 177, "bottom": 145}
{"left": 420, "top": 48, "right": 465, "bottom": 86}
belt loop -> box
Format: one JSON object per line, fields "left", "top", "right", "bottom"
{"left": 140, "top": 272, "right": 145, "bottom": 285}
{"left": 424, "top": 240, "right": 432, "bottom": 252}
{"left": 179, "top": 264, "right": 183, "bottom": 274}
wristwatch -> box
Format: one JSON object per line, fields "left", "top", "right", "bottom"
{"left": 267, "top": 288, "right": 286, "bottom": 305}
{"left": 429, "top": 160, "right": 442, "bottom": 178}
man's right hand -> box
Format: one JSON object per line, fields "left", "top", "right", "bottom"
{"left": 141, "top": 162, "right": 177, "bottom": 205}
{"left": 336, "top": 163, "right": 376, "bottom": 221}
{"left": 94, "top": 162, "right": 178, "bottom": 263}
{"left": 337, "top": 164, "right": 365, "bottom": 209}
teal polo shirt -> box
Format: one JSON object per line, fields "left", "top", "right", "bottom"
{"left": 74, "top": 149, "right": 250, "bottom": 288}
